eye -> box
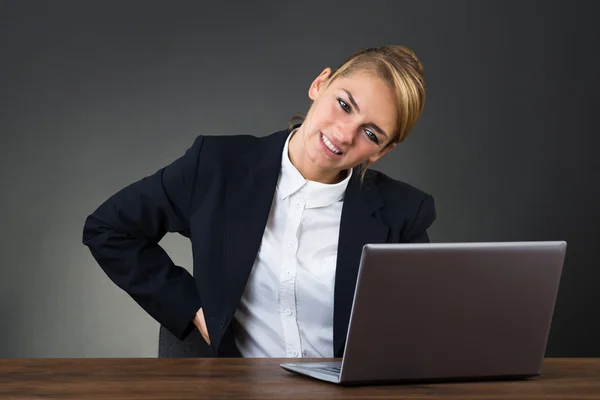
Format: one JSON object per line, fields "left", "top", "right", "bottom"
{"left": 365, "top": 129, "right": 379, "bottom": 144}
{"left": 337, "top": 98, "right": 351, "bottom": 113}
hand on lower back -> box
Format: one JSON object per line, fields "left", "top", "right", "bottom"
{"left": 193, "top": 307, "right": 211, "bottom": 345}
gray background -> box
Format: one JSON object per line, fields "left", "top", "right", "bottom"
{"left": 1, "top": 0, "right": 598, "bottom": 357}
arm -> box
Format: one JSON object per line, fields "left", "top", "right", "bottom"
{"left": 403, "top": 194, "right": 436, "bottom": 243}
{"left": 82, "top": 136, "right": 204, "bottom": 340}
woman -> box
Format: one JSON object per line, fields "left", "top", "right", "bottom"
{"left": 82, "top": 45, "right": 436, "bottom": 358}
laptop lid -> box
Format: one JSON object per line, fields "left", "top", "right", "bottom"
{"left": 338, "top": 241, "right": 566, "bottom": 384}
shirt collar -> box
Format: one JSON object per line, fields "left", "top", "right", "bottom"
{"left": 278, "top": 130, "right": 353, "bottom": 208}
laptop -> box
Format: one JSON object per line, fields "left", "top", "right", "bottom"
{"left": 280, "top": 241, "right": 566, "bottom": 385}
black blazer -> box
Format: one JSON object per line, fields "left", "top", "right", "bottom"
{"left": 82, "top": 128, "right": 436, "bottom": 357}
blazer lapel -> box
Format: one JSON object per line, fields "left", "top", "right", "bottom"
{"left": 221, "top": 130, "right": 289, "bottom": 318}
{"left": 334, "top": 172, "right": 389, "bottom": 356}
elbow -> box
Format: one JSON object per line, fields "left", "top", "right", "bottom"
{"left": 82, "top": 212, "right": 109, "bottom": 247}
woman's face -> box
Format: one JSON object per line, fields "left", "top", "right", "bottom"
{"left": 293, "top": 68, "right": 397, "bottom": 181}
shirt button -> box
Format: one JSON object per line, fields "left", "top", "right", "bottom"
{"left": 284, "top": 308, "right": 293, "bottom": 315}
{"left": 288, "top": 241, "right": 294, "bottom": 248}
{"left": 291, "top": 351, "right": 299, "bottom": 357}
{"left": 285, "top": 271, "right": 292, "bottom": 277}
{"left": 296, "top": 202, "right": 301, "bottom": 208}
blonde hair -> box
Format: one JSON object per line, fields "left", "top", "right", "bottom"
{"left": 289, "top": 45, "right": 426, "bottom": 178}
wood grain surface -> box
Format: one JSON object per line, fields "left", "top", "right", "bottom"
{"left": 1, "top": 358, "right": 599, "bottom": 399}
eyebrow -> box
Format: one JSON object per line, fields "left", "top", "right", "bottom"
{"left": 342, "top": 89, "right": 389, "bottom": 139}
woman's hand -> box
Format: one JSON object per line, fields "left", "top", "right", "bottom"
{"left": 193, "top": 308, "right": 211, "bottom": 345}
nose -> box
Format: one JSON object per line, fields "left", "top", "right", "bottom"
{"left": 334, "top": 120, "right": 357, "bottom": 145}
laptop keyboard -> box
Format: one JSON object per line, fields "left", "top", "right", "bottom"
{"left": 315, "top": 366, "right": 341, "bottom": 375}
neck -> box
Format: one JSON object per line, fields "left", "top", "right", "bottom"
{"left": 288, "top": 128, "right": 347, "bottom": 184}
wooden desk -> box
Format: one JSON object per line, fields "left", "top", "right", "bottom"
{"left": 0, "top": 358, "right": 598, "bottom": 399}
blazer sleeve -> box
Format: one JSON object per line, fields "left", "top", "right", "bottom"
{"left": 403, "top": 194, "right": 436, "bottom": 243}
{"left": 82, "top": 136, "right": 204, "bottom": 340}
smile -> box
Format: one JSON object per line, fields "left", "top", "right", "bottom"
{"left": 321, "top": 134, "right": 343, "bottom": 155}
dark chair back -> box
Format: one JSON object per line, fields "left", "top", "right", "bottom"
{"left": 158, "top": 325, "right": 214, "bottom": 358}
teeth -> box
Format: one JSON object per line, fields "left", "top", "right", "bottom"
{"left": 322, "top": 134, "right": 342, "bottom": 154}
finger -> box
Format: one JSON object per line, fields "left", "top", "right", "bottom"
{"left": 200, "top": 330, "right": 211, "bottom": 345}
{"left": 196, "top": 308, "right": 211, "bottom": 344}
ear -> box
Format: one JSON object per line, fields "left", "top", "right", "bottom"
{"left": 308, "top": 67, "right": 332, "bottom": 101}
{"left": 368, "top": 142, "right": 396, "bottom": 164}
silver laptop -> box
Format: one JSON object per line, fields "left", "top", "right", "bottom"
{"left": 280, "top": 241, "right": 566, "bottom": 385}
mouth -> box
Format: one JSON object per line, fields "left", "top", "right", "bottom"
{"left": 321, "top": 133, "right": 343, "bottom": 155}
